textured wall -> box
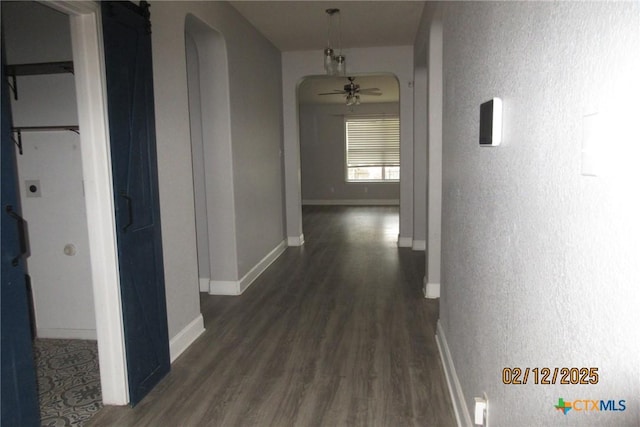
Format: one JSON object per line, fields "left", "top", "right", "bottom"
{"left": 299, "top": 102, "right": 400, "bottom": 203}
{"left": 439, "top": 2, "right": 640, "bottom": 425}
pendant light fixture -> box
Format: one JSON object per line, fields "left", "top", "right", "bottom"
{"left": 323, "top": 8, "right": 346, "bottom": 76}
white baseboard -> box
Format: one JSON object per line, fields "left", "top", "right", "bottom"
{"left": 37, "top": 328, "right": 97, "bottom": 340}
{"left": 169, "top": 314, "right": 205, "bottom": 363}
{"left": 287, "top": 234, "right": 305, "bottom": 246}
{"left": 209, "top": 280, "right": 240, "bottom": 295}
{"left": 412, "top": 239, "right": 426, "bottom": 251}
{"left": 209, "top": 240, "right": 287, "bottom": 296}
{"left": 436, "top": 320, "right": 472, "bottom": 427}
{"left": 199, "top": 277, "right": 209, "bottom": 293}
{"left": 238, "top": 240, "right": 287, "bottom": 294}
{"left": 397, "top": 236, "right": 413, "bottom": 248}
{"left": 302, "top": 199, "right": 400, "bottom": 206}
{"left": 423, "top": 277, "right": 440, "bottom": 299}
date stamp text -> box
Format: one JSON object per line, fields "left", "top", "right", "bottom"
{"left": 502, "top": 367, "right": 599, "bottom": 385}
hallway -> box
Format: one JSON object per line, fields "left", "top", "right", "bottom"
{"left": 89, "top": 206, "right": 455, "bottom": 426}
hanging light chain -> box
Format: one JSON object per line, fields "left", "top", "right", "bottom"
{"left": 324, "top": 8, "right": 345, "bottom": 76}
{"left": 326, "top": 9, "right": 332, "bottom": 48}
{"left": 337, "top": 10, "right": 342, "bottom": 55}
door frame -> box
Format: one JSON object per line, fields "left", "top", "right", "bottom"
{"left": 44, "top": 0, "right": 128, "bottom": 404}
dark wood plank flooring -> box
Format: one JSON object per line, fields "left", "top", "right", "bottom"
{"left": 89, "top": 206, "right": 456, "bottom": 426}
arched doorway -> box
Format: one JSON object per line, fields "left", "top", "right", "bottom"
{"left": 184, "top": 15, "right": 239, "bottom": 295}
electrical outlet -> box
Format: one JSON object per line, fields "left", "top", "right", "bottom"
{"left": 25, "top": 180, "right": 41, "bottom": 198}
{"left": 474, "top": 393, "right": 488, "bottom": 426}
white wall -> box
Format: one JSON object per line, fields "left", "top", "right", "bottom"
{"left": 5, "top": 1, "right": 95, "bottom": 339}
{"left": 415, "top": 3, "right": 443, "bottom": 295}
{"left": 149, "top": 1, "right": 285, "bottom": 338}
{"left": 412, "top": 62, "right": 427, "bottom": 250}
{"left": 437, "top": 2, "right": 640, "bottom": 425}
{"left": 299, "top": 102, "right": 400, "bottom": 204}
{"left": 282, "top": 46, "right": 415, "bottom": 245}
{"left": 227, "top": 15, "right": 285, "bottom": 278}
{"left": 185, "top": 32, "right": 210, "bottom": 289}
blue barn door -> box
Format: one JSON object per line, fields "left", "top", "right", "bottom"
{"left": 1, "top": 47, "right": 40, "bottom": 425}
{"left": 101, "top": 1, "right": 170, "bottom": 405}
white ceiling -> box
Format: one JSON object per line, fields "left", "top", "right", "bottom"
{"left": 228, "top": 1, "right": 425, "bottom": 52}
{"left": 228, "top": 1, "right": 414, "bottom": 105}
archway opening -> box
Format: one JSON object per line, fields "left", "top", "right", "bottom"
{"left": 296, "top": 74, "right": 401, "bottom": 243}
{"left": 184, "top": 15, "right": 237, "bottom": 295}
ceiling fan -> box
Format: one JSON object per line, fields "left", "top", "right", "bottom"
{"left": 318, "top": 76, "right": 382, "bottom": 105}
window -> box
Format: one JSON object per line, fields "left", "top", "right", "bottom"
{"left": 345, "top": 115, "right": 400, "bottom": 182}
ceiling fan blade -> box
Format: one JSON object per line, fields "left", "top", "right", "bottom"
{"left": 360, "top": 92, "right": 383, "bottom": 96}
{"left": 359, "top": 87, "right": 381, "bottom": 92}
{"left": 318, "top": 92, "right": 346, "bottom": 96}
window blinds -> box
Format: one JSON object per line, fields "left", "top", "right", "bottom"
{"left": 345, "top": 116, "right": 400, "bottom": 167}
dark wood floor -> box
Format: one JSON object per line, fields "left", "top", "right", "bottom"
{"left": 89, "top": 206, "right": 456, "bottom": 427}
